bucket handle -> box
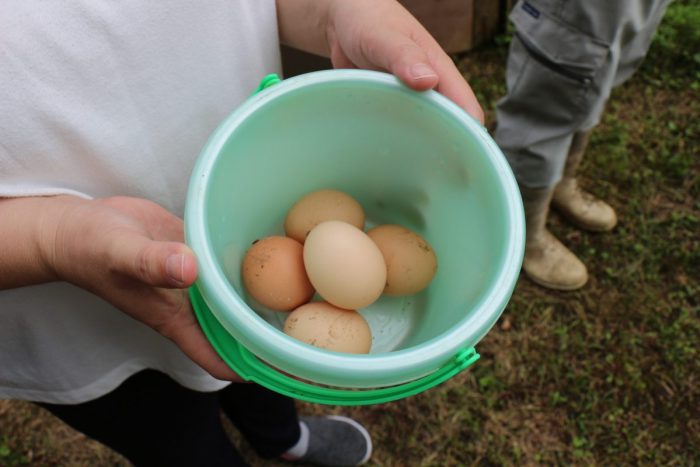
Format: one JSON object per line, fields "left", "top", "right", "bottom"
{"left": 190, "top": 287, "right": 479, "bottom": 406}
{"left": 252, "top": 73, "right": 282, "bottom": 94}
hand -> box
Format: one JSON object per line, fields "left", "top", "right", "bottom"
{"left": 326, "top": 0, "right": 484, "bottom": 122}
{"left": 43, "top": 195, "right": 240, "bottom": 382}
{"left": 277, "top": 0, "right": 484, "bottom": 123}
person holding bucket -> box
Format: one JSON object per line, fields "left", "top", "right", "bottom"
{"left": 495, "top": 0, "right": 670, "bottom": 290}
{"left": 0, "top": 0, "right": 483, "bottom": 466}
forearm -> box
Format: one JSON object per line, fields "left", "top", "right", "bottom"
{"left": 276, "top": 0, "right": 333, "bottom": 56}
{"left": 0, "top": 195, "right": 78, "bottom": 289}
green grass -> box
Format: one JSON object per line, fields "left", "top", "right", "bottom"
{"left": 1, "top": 3, "right": 699, "bottom": 466}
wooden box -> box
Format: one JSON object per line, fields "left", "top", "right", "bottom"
{"left": 398, "top": 0, "right": 503, "bottom": 54}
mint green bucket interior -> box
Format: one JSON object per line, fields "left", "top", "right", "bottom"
{"left": 185, "top": 70, "right": 524, "bottom": 405}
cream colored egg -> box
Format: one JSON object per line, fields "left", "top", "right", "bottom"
{"left": 283, "top": 301, "right": 372, "bottom": 354}
{"left": 284, "top": 189, "right": 365, "bottom": 243}
{"left": 303, "top": 221, "right": 386, "bottom": 310}
{"left": 367, "top": 224, "right": 437, "bottom": 296}
{"left": 241, "top": 236, "right": 314, "bottom": 311}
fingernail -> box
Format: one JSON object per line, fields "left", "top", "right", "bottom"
{"left": 166, "top": 253, "right": 185, "bottom": 284}
{"left": 410, "top": 63, "right": 437, "bottom": 80}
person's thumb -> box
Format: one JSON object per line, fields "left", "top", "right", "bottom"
{"left": 362, "top": 32, "right": 439, "bottom": 91}
{"left": 108, "top": 235, "right": 197, "bottom": 288}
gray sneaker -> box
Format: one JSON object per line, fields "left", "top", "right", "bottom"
{"left": 297, "top": 415, "right": 372, "bottom": 466}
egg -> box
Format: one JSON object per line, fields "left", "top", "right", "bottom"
{"left": 367, "top": 224, "right": 437, "bottom": 296}
{"left": 283, "top": 301, "right": 372, "bottom": 354}
{"left": 241, "top": 236, "right": 314, "bottom": 311}
{"left": 303, "top": 221, "right": 386, "bottom": 310}
{"left": 284, "top": 189, "right": 365, "bottom": 243}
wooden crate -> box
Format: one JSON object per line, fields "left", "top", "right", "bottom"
{"left": 398, "top": 0, "right": 513, "bottom": 53}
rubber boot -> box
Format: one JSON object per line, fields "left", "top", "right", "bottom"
{"left": 521, "top": 186, "right": 588, "bottom": 291}
{"left": 552, "top": 130, "right": 618, "bottom": 232}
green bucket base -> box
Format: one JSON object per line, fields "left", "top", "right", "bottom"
{"left": 190, "top": 286, "right": 479, "bottom": 406}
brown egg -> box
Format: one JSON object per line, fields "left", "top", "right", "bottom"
{"left": 241, "top": 236, "right": 314, "bottom": 311}
{"left": 284, "top": 189, "right": 365, "bottom": 243}
{"left": 283, "top": 301, "right": 372, "bottom": 354}
{"left": 367, "top": 224, "right": 438, "bottom": 296}
{"left": 303, "top": 221, "right": 386, "bottom": 310}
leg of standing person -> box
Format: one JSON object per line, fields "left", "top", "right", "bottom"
{"left": 218, "top": 383, "right": 300, "bottom": 459}
{"left": 38, "top": 369, "right": 249, "bottom": 467}
{"left": 550, "top": 0, "right": 672, "bottom": 232}
{"left": 218, "top": 383, "right": 372, "bottom": 466}
{"left": 494, "top": 0, "right": 671, "bottom": 290}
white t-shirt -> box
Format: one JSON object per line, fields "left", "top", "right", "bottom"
{"left": 0, "top": 1, "right": 282, "bottom": 403}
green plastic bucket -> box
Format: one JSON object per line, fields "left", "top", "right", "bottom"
{"left": 185, "top": 70, "right": 524, "bottom": 406}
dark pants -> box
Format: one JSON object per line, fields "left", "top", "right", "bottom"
{"left": 39, "top": 370, "right": 300, "bottom": 467}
